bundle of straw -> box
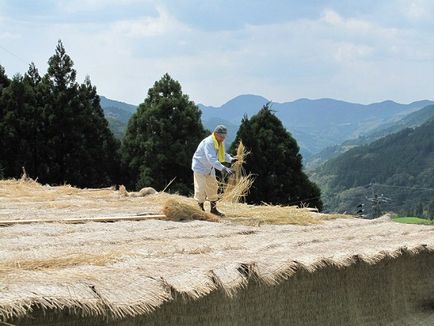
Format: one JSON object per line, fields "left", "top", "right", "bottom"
{"left": 162, "top": 199, "right": 218, "bottom": 222}
{"left": 119, "top": 185, "right": 128, "bottom": 197}
{"left": 221, "top": 141, "right": 254, "bottom": 203}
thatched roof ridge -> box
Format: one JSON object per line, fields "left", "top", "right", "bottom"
{"left": 1, "top": 180, "right": 433, "bottom": 322}
{"left": 1, "top": 217, "right": 433, "bottom": 322}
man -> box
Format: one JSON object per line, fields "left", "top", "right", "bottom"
{"left": 192, "top": 125, "right": 236, "bottom": 216}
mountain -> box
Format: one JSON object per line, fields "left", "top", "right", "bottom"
{"left": 306, "top": 104, "right": 434, "bottom": 170}
{"left": 310, "top": 116, "right": 434, "bottom": 218}
{"left": 99, "top": 96, "right": 137, "bottom": 139}
{"left": 198, "top": 94, "right": 269, "bottom": 123}
{"left": 100, "top": 96, "right": 137, "bottom": 117}
{"left": 365, "top": 103, "right": 434, "bottom": 138}
{"left": 100, "top": 94, "right": 433, "bottom": 160}
{"left": 199, "top": 95, "right": 434, "bottom": 159}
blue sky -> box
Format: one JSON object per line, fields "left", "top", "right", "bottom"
{"left": 1, "top": 0, "right": 434, "bottom": 106}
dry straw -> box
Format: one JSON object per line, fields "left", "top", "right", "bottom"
{"left": 0, "top": 253, "right": 120, "bottom": 273}
{"left": 1, "top": 176, "right": 347, "bottom": 226}
{"left": 1, "top": 178, "right": 434, "bottom": 324}
{"left": 118, "top": 185, "right": 157, "bottom": 197}
{"left": 162, "top": 199, "right": 218, "bottom": 222}
{"left": 1, "top": 212, "right": 433, "bottom": 324}
{"left": 221, "top": 141, "right": 254, "bottom": 203}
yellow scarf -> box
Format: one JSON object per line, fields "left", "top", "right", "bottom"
{"left": 212, "top": 133, "right": 225, "bottom": 163}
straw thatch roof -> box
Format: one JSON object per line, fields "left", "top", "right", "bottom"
{"left": 1, "top": 180, "right": 433, "bottom": 325}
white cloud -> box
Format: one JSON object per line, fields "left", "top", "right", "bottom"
{"left": 321, "top": 9, "right": 398, "bottom": 39}
{"left": 56, "top": 0, "right": 148, "bottom": 13}
{"left": 401, "top": 0, "right": 434, "bottom": 21}
{"left": 111, "top": 7, "right": 188, "bottom": 38}
{"left": 333, "top": 43, "right": 374, "bottom": 63}
{"left": 408, "top": 2, "right": 428, "bottom": 19}
{"left": 2, "top": 3, "right": 434, "bottom": 106}
{"left": 322, "top": 8, "right": 376, "bottom": 32}
{"left": 322, "top": 9, "right": 343, "bottom": 25}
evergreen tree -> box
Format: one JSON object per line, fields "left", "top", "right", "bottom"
{"left": 73, "top": 76, "right": 121, "bottom": 186}
{"left": 0, "top": 43, "right": 120, "bottom": 187}
{"left": 231, "top": 104, "right": 323, "bottom": 209}
{"left": 0, "top": 72, "right": 41, "bottom": 177}
{"left": 43, "top": 41, "right": 121, "bottom": 187}
{"left": 0, "top": 66, "right": 10, "bottom": 178}
{"left": 122, "top": 73, "right": 206, "bottom": 194}
{"left": 23, "top": 63, "right": 45, "bottom": 177}
{"left": 43, "top": 40, "right": 79, "bottom": 184}
{"left": 0, "top": 65, "right": 10, "bottom": 139}
{"left": 0, "top": 65, "right": 10, "bottom": 93}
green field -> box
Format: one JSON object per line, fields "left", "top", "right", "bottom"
{"left": 392, "top": 216, "right": 434, "bottom": 225}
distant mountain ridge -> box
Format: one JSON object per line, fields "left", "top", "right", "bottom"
{"left": 198, "top": 95, "right": 433, "bottom": 158}
{"left": 99, "top": 94, "right": 433, "bottom": 159}
{"left": 100, "top": 96, "right": 137, "bottom": 114}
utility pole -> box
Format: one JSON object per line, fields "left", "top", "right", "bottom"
{"left": 366, "top": 192, "right": 391, "bottom": 218}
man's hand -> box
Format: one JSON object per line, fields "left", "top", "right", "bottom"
{"left": 223, "top": 167, "right": 233, "bottom": 175}
{"left": 231, "top": 157, "right": 238, "bottom": 163}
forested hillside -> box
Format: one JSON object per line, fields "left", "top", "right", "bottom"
{"left": 306, "top": 104, "right": 434, "bottom": 170}
{"left": 100, "top": 96, "right": 137, "bottom": 139}
{"left": 312, "top": 117, "right": 434, "bottom": 218}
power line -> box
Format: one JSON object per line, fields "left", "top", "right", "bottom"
{"left": 0, "top": 44, "right": 27, "bottom": 64}
{"left": 370, "top": 183, "right": 434, "bottom": 192}
{"left": 354, "top": 182, "right": 434, "bottom": 219}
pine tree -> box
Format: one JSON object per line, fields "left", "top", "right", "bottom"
{"left": 0, "top": 65, "right": 10, "bottom": 94}
{"left": 43, "top": 40, "right": 79, "bottom": 183}
{"left": 42, "top": 40, "right": 120, "bottom": 187}
{"left": 121, "top": 73, "right": 206, "bottom": 194}
{"left": 23, "top": 63, "right": 45, "bottom": 177}
{"left": 0, "top": 65, "right": 11, "bottom": 160}
{"left": 0, "top": 74, "right": 22, "bottom": 177}
{"left": 231, "top": 104, "right": 323, "bottom": 209}
{"left": 0, "top": 72, "right": 40, "bottom": 177}
{"left": 73, "top": 76, "right": 121, "bottom": 186}
{"left": 0, "top": 64, "right": 45, "bottom": 179}
{"left": 0, "top": 44, "right": 120, "bottom": 187}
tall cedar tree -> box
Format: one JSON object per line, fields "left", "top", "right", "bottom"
{"left": 0, "top": 65, "right": 10, "bottom": 93}
{"left": 44, "top": 40, "right": 79, "bottom": 183}
{"left": 0, "top": 65, "right": 12, "bottom": 178}
{"left": 42, "top": 40, "right": 120, "bottom": 186}
{"left": 0, "top": 65, "right": 43, "bottom": 178}
{"left": 231, "top": 104, "right": 323, "bottom": 209}
{"left": 122, "top": 73, "right": 206, "bottom": 194}
{"left": 23, "top": 63, "right": 44, "bottom": 177}
{"left": 0, "top": 41, "right": 120, "bottom": 187}
{"left": 73, "top": 76, "right": 121, "bottom": 186}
